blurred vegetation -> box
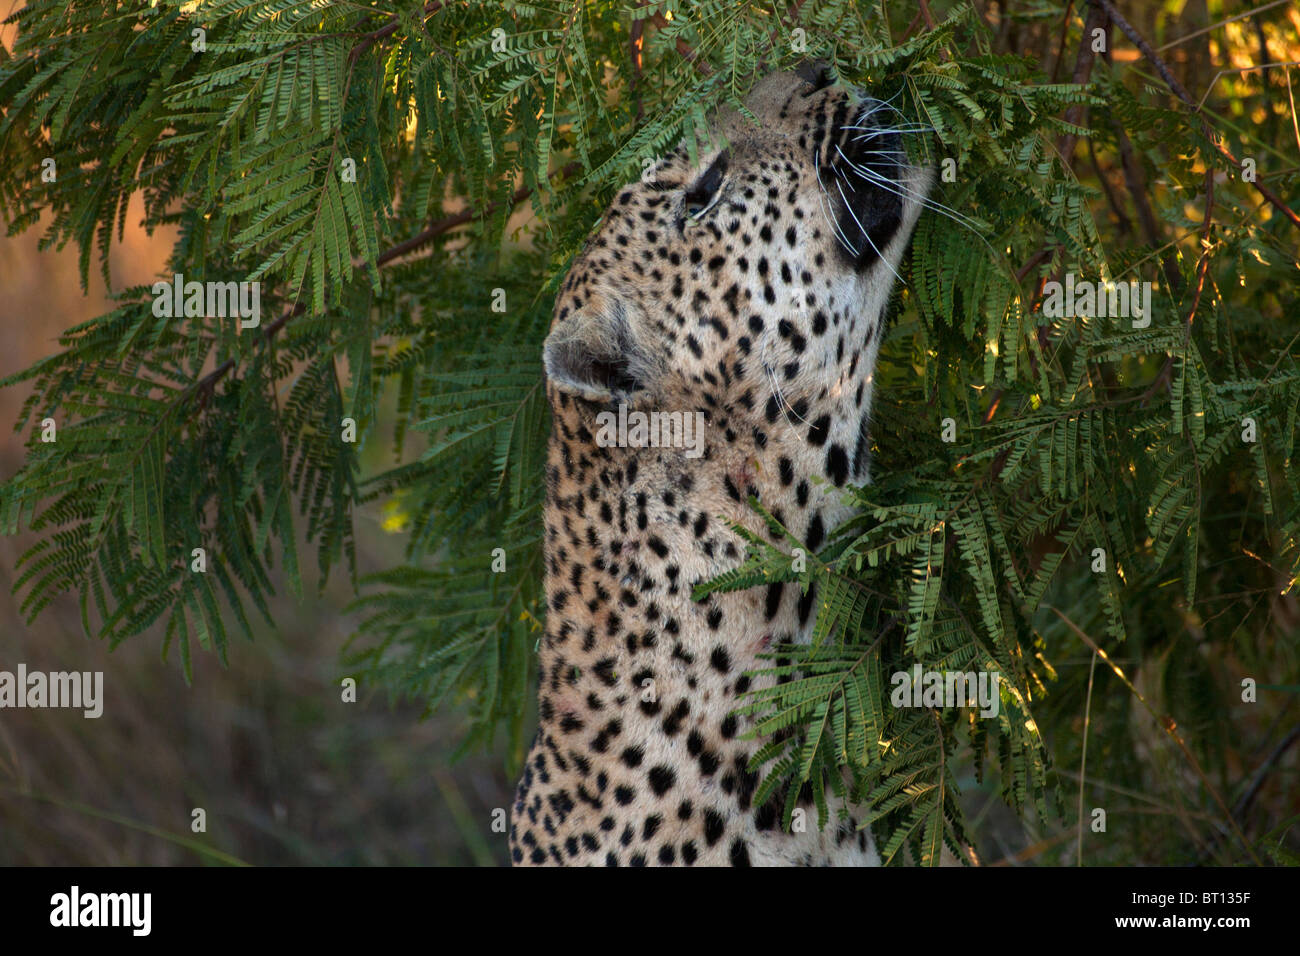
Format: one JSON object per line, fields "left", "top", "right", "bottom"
{"left": 0, "top": 34, "right": 514, "bottom": 865}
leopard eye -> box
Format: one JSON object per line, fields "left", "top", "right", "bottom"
{"left": 684, "top": 195, "right": 716, "bottom": 219}
{"left": 682, "top": 150, "right": 730, "bottom": 220}
{"left": 683, "top": 180, "right": 721, "bottom": 219}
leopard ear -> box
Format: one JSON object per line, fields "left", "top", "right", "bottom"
{"left": 542, "top": 305, "right": 652, "bottom": 403}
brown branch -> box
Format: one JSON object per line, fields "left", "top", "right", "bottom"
{"left": 1015, "top": 247, "right": 1054, "bottom": 284}
{"left": 1014, "top": 0, "right": 1107, "bottom": 299}
{"left": 1252, "top": 19, "right": 1275, "bottom": 117}
{"left": 916, "top": 0, "right": 951, "bottom": 61}
{"left": 1233, "top": 722, "right": 1300, "bottom": 820}
{"left": 1183, "top": 167, "right": 1216, "bottom": 344}
{"left": 1047, "top": 0, "right": 1076, "bottom": 83}
{"left": 1111, "top": 126, "right": 1160, "bottom": 247}
{"left": 1143, "top": 166, "right": 1214, "bottom": 404}
{"left": 1093, "top": 0, "right": 1300, "bottom": 231}
{"left": 349, "top": 2, "right": 448, "bottom": 64}
{"left": 192, "top": 163, "right": 582, "bottom": 406}
{"left": 1056, "top": 0, "right": 1108, "bottom": 164}
{"left": 918, "top": 0, "right": 937, "bottom": 30}
{"left": 629, "top": 5, "right": 647, "bottom": 121}
{"left": 1007, "top": 1, "right": 1108, "bottom": 409}
{"left": 1112, "top": 119, "right": 1184, "bottom": 295}
{"left": 1086, "top": 134, "right": 1132, "bottom": 237}
{"left": 902, "top": 10, "right": 925, "bottom": 41}
{"left": 988, "top": 830, "right": 1076, "bottom": 866}
{"left": 1094, "top": 18, "right": 1183, "bottom": 293}
{"left": 649, "top": 13, "right": 712, "bottom": 76}
{"left": 997, "top": 60, "right": 1112, "bottom": 433}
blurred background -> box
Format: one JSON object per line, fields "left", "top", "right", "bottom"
{"left": 0, "top": 187, "right": 516, "bottom": 865}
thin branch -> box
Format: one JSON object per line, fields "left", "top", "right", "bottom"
{"left": 629, "top": 5, "right": 648, "bottom": 121}
{"left": 918, "top": 0, "right": 937, "bottom": 30}
{"left": 1015, "top": 247, "right": 1054, "bottom": 284}
{"left": 916, "top": 0, "right": 950, "bottom": 61}
{"left": 1077, "top": 648, "right": 1098, "bottom": 866}
{"left": 1109, "top": 112, "right": 1181, "bottom": 293}
{"left": 988, "top": 829, "right": 1075, "bottom": 866}
{"left": 1183, "top": 167, "right": 1216, "bottom": 340}
{"left": 1195, "top": 719, "right": 1300, "bottom": 863}
{"left": 1154, "top": 0, "right": 1292, "bottom": 53}
{"left": 1085, "top": 134, "right": 1132, "bottom": 237}
{"left": 649, "top": 13, "right": 713, "bottom": 76}
{"left": 1094, "top": 0, "right": 1300, "bottom": 231}
{"left": 1055, "top": 0, "right": 1108, "bottom": 164}
{"left": 1233, "top": 723, "right": 1300, "bottom": 820}
{"left": 348, "top": 1, "right": 448, "bottom": 64}
{"left": 193, "top": 163, "right": 582, "bottom": 405}
{"left": 1048, "top": 0, "right": 1076, "bottom": 83}
{"left": 1142, "top": 141, "right": 1216, "bottom": 404}
{"left": 902, "top": 10, "right": 925, "bottom": 41}
{"left": 1196, "top": 60, "right": 1300, "bottom": 111}
{"left": 1050, "top": 606, "right": 1263, "bottom": 865}
{"left": 1014, "top": 0, "right": 1108, "bottom": 299}
{"left": 1287, "top": 68, "right": 1300, "bottom": 155}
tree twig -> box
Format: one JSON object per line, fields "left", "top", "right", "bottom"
{"left": 1056, "top": 0, "right": 1108, "bottom": 164}
{"left": 1077, "top": 648, "right": 1098, "bottom": 866}
{"left": 649, "top": 13, "right": 713, "bottom": 76}
{"left": 1093, "top": 0, "right": 1300, "bottom": 230}
{"left": 1142, "top": 163, "right": 1215, "bottom": 404}
{"left": 1014, "top": 0, "right": 1108, "bottom": 297}
{"left": 1233, "top": 723, "right": 1300, "bottom": 820}
{"left": 1048, "top": 0, "right": 1076, "bottom": 83}
{"left": 1050, "top": 606, "right": 1263, "bottom": 865}
{"left": 918, "top": 0, "right": 937, "bottom": 30}
{"left": 1086, "top": 135, "right": 1131, "bottom": 237}
{"left": 629, "top": 4, "right": 648, "bottom": 121}
{"left": 348, "top": 1, "right": 449, "bottom": 64}
{"left": 193, "top": 163, "right": 582, "bottom": 406}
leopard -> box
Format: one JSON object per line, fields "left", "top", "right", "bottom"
{"left": 509, "top": 63, "right": 933, "bottom": 866}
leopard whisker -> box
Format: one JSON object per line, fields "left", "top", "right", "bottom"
{"left": 835, "top": 145, "right": 983, "bottom": 232}
{"left": 842, "top": 123, "right": 936, "bottom": 136}
{"left": 833, "top": 174, "right": 904, "bottom": 285}
{"left": 814, "top": 149, "right": 863, "bottom": 258}
{"left": 857, "top": 87, "right": 911, "bottom": 125}
{"left": 762, "top": 357, "right": 811, "bottom": 436}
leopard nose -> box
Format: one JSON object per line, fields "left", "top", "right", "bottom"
{"left": 794, "top": 59, "right": 834, "bottom": 94}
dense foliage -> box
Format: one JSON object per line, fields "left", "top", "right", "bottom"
{"left": 1, "top": 0, "right": 1296, "bottom": 864}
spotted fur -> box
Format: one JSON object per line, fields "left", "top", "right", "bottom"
{"left": 510, "top": 66, "right": 932, "bottom": 867}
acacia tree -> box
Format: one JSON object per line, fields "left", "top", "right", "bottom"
{"left": 1, "top": 1, "right": 1296, "bottom": 864}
